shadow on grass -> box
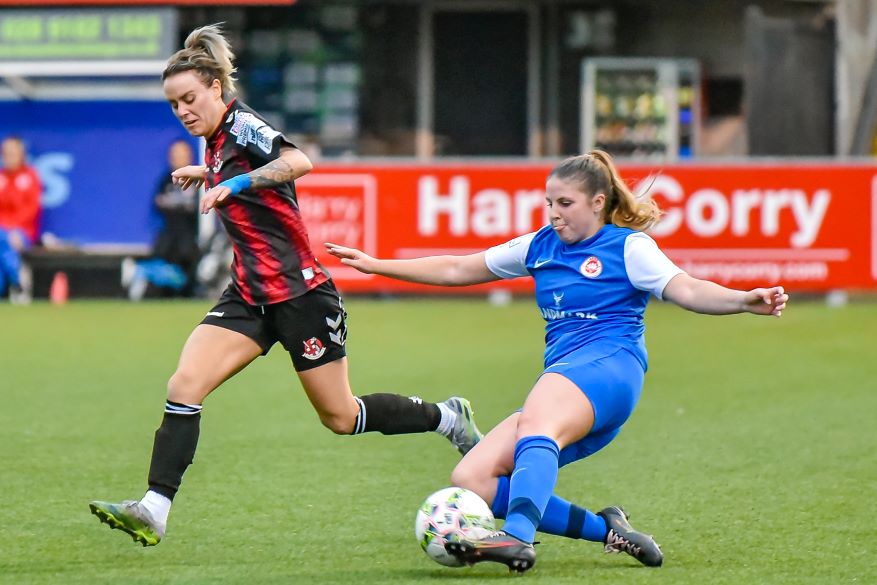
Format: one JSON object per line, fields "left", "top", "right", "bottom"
{"left": 289, "top": 561, "right": 655, "bottom": 584}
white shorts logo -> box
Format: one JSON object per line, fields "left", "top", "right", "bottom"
{"left": 302, "top": 337, "right": 326, "bottom": 360}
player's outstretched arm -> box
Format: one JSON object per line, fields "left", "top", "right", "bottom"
{"left": 249, "top": 146, "right": 313, "bottom": 188}
{"left": 200, "top": 147, "right": 312, "bottom": 214}
{"left": 662, "top": 272, "right": 789, "bottom": 317}
{"left": 325, "top": 243, "right": 500, "bottom": 287}
{"left": 171, "top": 165, "right": 207, "bottom": 190}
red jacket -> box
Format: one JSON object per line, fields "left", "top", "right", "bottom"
{"left": 0, "top": 165, "right": 41, "bottom": 243}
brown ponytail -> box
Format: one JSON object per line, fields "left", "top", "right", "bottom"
{"left": 549, "top": 149, "right": 661, "bottom": 231}
{"left": 162, "top": 23, "right": 237, "bottom": 97}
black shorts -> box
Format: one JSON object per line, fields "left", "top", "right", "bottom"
{"left": 201, "top": 280, "right": 348, "bottom": 371}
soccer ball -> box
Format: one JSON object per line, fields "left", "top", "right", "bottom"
{"left": 414, "top": 487, "right": 496, "bottom": 567}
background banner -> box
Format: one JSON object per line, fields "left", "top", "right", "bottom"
{"left": 0, "top": 100, "right": 196, "bottom": 248}
{"left": 299, "top": 162, "right": 877, "bottom": 293}
{"left": 2, "top": 111, "right": 873, "bottom": 293}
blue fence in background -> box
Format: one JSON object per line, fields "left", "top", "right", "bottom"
{"left": 0, "top": 101, "right": 196, "bottom": 246}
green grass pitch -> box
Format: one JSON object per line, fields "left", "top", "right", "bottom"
{"left": 0, "top": 298, "right": 874, "bottom": 584}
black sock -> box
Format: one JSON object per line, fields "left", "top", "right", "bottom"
{"left": 352, "top": 393, "right": 441, "bottom": 435}
{"left": 147, "top": 401, "right": 201, "bottom": 500}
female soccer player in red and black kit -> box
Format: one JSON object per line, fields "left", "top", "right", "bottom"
{"left": 89, "top": 24, "right": 482, "bottom": 546}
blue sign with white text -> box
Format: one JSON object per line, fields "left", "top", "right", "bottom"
{"left": 0, "top": 100, "right": 197, "bottom": 246}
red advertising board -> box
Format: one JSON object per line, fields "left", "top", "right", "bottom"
{"left": 297, "top": 162, "right": 877, "bottom": 294}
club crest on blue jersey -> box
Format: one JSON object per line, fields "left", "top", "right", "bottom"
{"left": 484, "top": 224, "right": 680, "bottom": 371}
{"left": 581, "top": 256, "right": 603, "bottom": 278}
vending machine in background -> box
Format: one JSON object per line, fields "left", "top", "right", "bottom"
{"left": 580, "top": 58, "right": 701, "bottom": 160}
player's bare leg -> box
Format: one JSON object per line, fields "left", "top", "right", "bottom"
{"left": 90, "top": 325, "right": 262, "bottom": 545}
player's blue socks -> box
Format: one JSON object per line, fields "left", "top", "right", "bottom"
{"left": 502, "top": 435, "right": 560, "bottom": 544}
{"left": 490, "top": 474, "right": 510, "bottom": 518}
{"left": 492, "top": 473, "right": 607, "bottom": 542}
{"left": 540, "top": 495, "right": 607, "bottom": 541}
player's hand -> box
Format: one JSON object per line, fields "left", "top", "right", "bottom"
{"left": 171, "top": 165, "right": 207, "bottom": 190}
{"left": 324, "top": 243, "right": 377, "bottom": 274}
{"left": 200, "top": 185, "right": 233, "bottom": 214}
{"left": 742, "top": 286, "right": 789, "bottom": 317}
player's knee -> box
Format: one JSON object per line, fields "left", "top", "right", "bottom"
{"left": 450, "top": 460, "right": 483, "bottom": 491}
{"left": 167, "top": 369, "right": 207, "bottom": 404}
{"left": 514, "top": 410, "right": 542, "bottom": 440}
{"left": 450, "top": 465, "right": 474, "bottom": 490}
{"left": 318, "top": 410, "right": 355, "bottom": 434}
{"left": 451, "top": 466, "right": 495, "bottom": 504}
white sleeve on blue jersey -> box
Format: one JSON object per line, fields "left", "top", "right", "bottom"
{"left": 623, "top": 232, "right": 685, "bottom": 300}
{"left": 484, "top": 232, "right": 537, "bottom": 279}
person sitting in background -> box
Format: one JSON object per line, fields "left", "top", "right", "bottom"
{"left": 0, "top": 136, "right": 41, "bottom": 302}
{"left": 123, "top": 139, "right": 201, "bottom": 300}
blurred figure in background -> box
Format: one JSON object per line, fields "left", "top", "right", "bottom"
{"left": 0, "top": 136, "right": 41, "bottom": 303}
{"left": 123, "top": 139, "right": 201, "bottom": 300}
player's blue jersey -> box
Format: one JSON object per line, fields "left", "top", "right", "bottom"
{"left": 485, "top": 224, "right": 683, "bottom": 371}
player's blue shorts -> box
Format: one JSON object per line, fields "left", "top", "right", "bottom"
{"left": 541, "top": 341, "right": 645, "bottom": 468}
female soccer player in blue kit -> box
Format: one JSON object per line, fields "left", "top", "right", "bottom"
{"left": 326, "top": 150, "right": 789, "bottom": 572}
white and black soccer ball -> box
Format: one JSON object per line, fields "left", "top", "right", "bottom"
{"left": 414, "top": 487, "right": 496, "bottom": 567}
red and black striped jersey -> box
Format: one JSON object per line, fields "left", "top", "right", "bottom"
{"left": 204, "top": 99, "right": 327, "bottom": 305}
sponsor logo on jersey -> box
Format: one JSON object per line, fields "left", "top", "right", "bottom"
{"left": 552, "top": 291, "right": 564, "bottom": 307}
{"left": 581, "top": 256, "right": 602, "bottom": 278}
{"left": 302, "top": 337, "right": 327, "bottom": 360}
{"left": 539, "top": 307, "right": 599, "bottom": 321}
{"left": 229, "top": 112, "right": 281, "bottom": 154}
{"left": 230, "top": 112, "right": 247, "bottom": 136}
{"left": 205, "top": 311, "right": 225, "bottom": 317}
{"left": 534, "top": 258, "right": 551, "bottom": 268}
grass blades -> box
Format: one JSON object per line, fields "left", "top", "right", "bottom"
{"left": 0, "top": 298, "right": 874, "bottom": 584}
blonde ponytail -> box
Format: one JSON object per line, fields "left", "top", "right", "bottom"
{"left": 163, "top": 23, "right": 237, "bottom": 97}
{"left": 549, "top": 149, "right": 661, "bottom": 232}
{"left": 588, "top": 150, "right": 661, "bottom": 230}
